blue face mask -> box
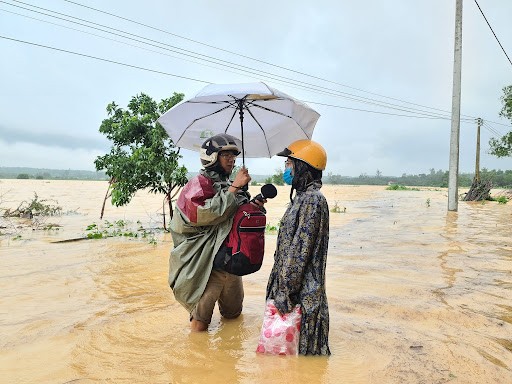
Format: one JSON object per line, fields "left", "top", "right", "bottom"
{"left": 283, "top": 167, "right": 294, "bottom": 185}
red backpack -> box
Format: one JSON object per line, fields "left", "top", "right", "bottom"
{"left": 215, "top": 202, "right": 267, "bottom": 276}
{"left": 213, "top": 184, "right": 277, "bottom": 276}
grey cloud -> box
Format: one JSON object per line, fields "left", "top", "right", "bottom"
{"left": 0, "top": 125, "right": 109, "bottom": 151}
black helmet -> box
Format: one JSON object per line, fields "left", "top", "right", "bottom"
{"left": 200, "top": 133, "right": 241, "bottom": 168}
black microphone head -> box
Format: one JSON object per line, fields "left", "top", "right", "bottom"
{"left": 260, "top": 183, "right": 277, "bottom": 199}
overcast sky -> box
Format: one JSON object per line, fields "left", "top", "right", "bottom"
{"left": 1, "top": 0, "right": 511, "bottom": 177}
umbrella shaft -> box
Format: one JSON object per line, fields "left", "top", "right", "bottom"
{"left": 237, "top": 99, "right": 246, "bottom": 166}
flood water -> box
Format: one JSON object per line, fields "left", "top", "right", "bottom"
{"left": 1, "top": 179, "right": 511, "bottom": 383}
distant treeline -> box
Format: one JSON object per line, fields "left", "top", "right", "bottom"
{"left": 0, "top": 167, "right": 271, "bottom": 183}
{"left": 0, "top": 167, "right": 109, "bottom": 181}
{"left": 325, "top": 168, "right": 512, "bottom": 188}
{"left": 2, "top": 167, "right": 511, "bottom": 188}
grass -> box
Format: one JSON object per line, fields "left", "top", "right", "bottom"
{"left": 494, "top": 196, "right": 509, "bottom": 204}
{"left": 265, "top": 223, "right": 279, "bottom": 233}
{"left": 386, "top": 184, "right": 420, "bottom": 191}
{"left": 330, "top": 201, "right": 346, "bottom": 213}
{"left": 0, "top": 192, "right": 161, "bottom": 245}
{"left": 85, "top": 220, "right": 158, "bottom": 244}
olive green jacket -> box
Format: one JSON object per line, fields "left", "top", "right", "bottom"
{"left": 168, "top": 169, "right": 249, "bottom": 312}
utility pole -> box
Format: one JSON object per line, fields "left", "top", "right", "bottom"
{"left": 463, "top": 117, "right": 491, "bottom": 201}
{"left": 448, "top": 0, "right": 463, "bottom": 212}
{"left": 475, "top": 118, "right": 482, "bottom": 183}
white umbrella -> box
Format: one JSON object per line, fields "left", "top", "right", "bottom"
{"left": 157, "top": 82, "right": 320, "bottom": 165}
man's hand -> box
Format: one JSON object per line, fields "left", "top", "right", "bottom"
{"left": 251, "top": 198, "right": 267, "bottom": 208}
{"left": 232, "top": 167, "right": 251, "bottom": 188}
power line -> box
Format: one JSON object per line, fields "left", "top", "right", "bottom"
{"left": 482, "top": 125, "right": 501, "bottom": 139}
{"left": 1, "top": 0, "right": 458, "bottom": 120}
{"left": 2, "top": 6, "right": 363, "bottom": 97}
{"left": 0, "top": 7, "right": 295, "bottom": 83}
{"left": 4, "top": 0, "right": 461, "bottom": 120}
{"left": 56, "top": 0, "right": 512, "bottom": 126}
{"left": 60, "top": 0, "right": 462, "bottom": 115}
{"left": 62, "top": 0, "right": 512, "bottom": 127}
{"left": 2, "top": 0, "right": 511, "bottom": 128}
{"left": 482, "top": 121, "right": 505, "bottom": 137}
{"left": 304, "top": 100, "right": 453, "bottom": 120}
{"left": 0, "top": 35, "right": 210, "bottom": 84}
{"left": 6, "top": 0, "right": 508, "bottom": 124}
{"left": 473, "top": 0, "right": 512, "bottom": 67}
{"left": 0, "top": 34, "right": 462, "bottom": 122}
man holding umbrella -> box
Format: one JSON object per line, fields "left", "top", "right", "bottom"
{"left": 168, "top": 133, "right": 265, "bottom": 331}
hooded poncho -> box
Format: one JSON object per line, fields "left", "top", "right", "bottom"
{"left": 169, "top": 169, "right": 249, "bottom": 312}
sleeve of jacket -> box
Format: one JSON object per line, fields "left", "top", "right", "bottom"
{"left": 177, "top": 174, "right": 238, "bottom": 226}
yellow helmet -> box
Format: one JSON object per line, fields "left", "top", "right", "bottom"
{"left": 277, "top": 139, "right": 327, "bottom": 170}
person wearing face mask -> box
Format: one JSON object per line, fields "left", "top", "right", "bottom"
{"left": 266, "top": 139, "right": 331, "bottom": 355}
{"left": 168, "top": 133, "right": 265, "bottom": 332}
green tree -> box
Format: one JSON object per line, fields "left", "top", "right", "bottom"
{"left": 489, "top": 85, "right": 512, "bottom": 157}
{"left": 264, "top": 168, "right": 284, "bottom": 186}
{"left": 94, "top": 92, "right": 188, "bottom": 226}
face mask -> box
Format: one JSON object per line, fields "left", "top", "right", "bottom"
{"left": 283, "top": 167, "right": 294, "bottom": 185}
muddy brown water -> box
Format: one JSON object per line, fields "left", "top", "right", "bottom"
{"left": 1, "top": 179, "right": 511, "bottom": 383}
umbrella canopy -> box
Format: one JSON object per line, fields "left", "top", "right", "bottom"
{"left": 157, "top": 82, "right": 320, "bottom": 164}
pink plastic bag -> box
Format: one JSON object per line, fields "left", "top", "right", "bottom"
{"left": 256, "top": 299, "right": 301, "bottom": 355}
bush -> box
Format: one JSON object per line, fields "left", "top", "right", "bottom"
{"left": 386, "top": 184, "right": 408, "bottom": 190}
{"left": 386, "top": 184, "right": 419, "bottom": 191}
{"left": 495, "top": 196, "right": 508, "bottom": 204}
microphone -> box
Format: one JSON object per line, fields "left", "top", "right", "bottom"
{"left": 252, "top": 183, "right": 277, "bottom": 202}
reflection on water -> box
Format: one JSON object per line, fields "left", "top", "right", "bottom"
{"left": 0, "top": 180, "right": 511, "bottom": 383}
{"left": 433, "top": 212, "right": 463, "bottom": 307}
